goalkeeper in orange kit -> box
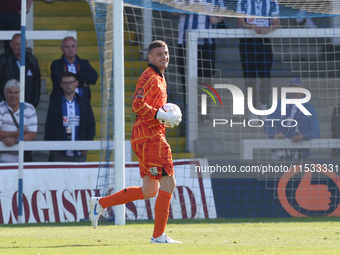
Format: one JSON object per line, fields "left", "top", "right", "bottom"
{"left": 89, "top": 40, "right": 182, "bottom": 243}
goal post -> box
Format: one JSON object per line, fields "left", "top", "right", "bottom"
{"left": 113, "top": 0, "right": 126, "bottom": 226}
{"left": 87, "top": 0, "right": 340, "bottom": 220}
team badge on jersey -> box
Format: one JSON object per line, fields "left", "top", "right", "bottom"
{"left": 135, "top": 88, "right": 144, "bottom": 98}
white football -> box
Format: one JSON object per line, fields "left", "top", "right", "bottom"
{"left": 159, "top": 103, "right": 182, "bottom": 127}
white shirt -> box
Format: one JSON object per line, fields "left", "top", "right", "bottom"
{"left": 176, "top": 0, "right": 225, "bottom": 45}
{"left": 0, "top": 101, "right": 38, "bottom": 163}
{"left": 237, "top": 0, "right": 279, "bottom": 27}
{"left": 63, "top": 99, "right": 80, "bottom": 156}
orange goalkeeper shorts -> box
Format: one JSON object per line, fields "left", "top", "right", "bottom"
{"left": 132, "top": 135, "right": 174, "bottom": 180}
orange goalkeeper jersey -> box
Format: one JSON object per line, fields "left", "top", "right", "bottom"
{"left": 131, "top": 65, "right": 167, "bottom": 144}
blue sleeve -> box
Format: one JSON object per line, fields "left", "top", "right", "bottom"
{"left": 236, "top": 0, "right": 247, "bottom": 13}
{"left": 303, "top": 104, "right": 320, "bottom": 140}
{"left": 331, "top": 106, "right": 340, "bottom": 138}
{"left": 264, "top": 104, "right": 282, "bottom": 139}
{"left": 50, "top": 59, "right": 63, "bottom": 90}
{"left": 45, "top": 99, "right": 59, "bottom": 140}
{"left": 270, "top": 0, "right": 279, "bottom": 16}
{"left": 77, "top": 59, "right": 98, "bottom": 86}
{"left": 86, "top": 103, "right": 96, "bottom": 140}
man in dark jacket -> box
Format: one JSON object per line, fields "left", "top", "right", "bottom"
{"left": 45, "top": 72, "right": 96, "bottom": 162}
{"left": 0, "top": 33, "right": 41, "bottom": 108}
{"left": 50, "top": 36, "right": 98, "bottom": 101}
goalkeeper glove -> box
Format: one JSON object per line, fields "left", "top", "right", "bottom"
{"left": 156, "top": 108, "right": 182, "bottom": 128}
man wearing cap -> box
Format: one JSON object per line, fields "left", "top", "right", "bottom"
{"left": 264, "top": 77, "right": 320, "bottom": 159}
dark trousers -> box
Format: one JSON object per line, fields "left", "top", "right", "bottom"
{"left": 24, "top": 151, "right": 33, "bottom": 162}
{"left": 239, "top": 38, "right": 273, "bottom": 106}
{"left": 49, "top": 152, "right": 87, "bottom": 162}
{"left": 177, "top": 43, "right": 216, "bottom": 88}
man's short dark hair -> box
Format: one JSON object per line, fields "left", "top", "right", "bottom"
{"left": 148, "top": 40, "right": 167, "bottom": 53}
{"left": 61, "top": 72, "right": 78, "bottom": 81}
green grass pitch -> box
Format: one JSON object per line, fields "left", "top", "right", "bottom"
{"left": 1, "top": 218, "right": 340, "bottom": 254}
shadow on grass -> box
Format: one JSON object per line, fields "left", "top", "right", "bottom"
{"left": 1, "top": 216, "right": 340, "bottom": 228}
{"left": 0, "top": 244, "right": 111, "bottom": 249}
{"left": 147, "top": 217, "right": 340, "bottom": 225}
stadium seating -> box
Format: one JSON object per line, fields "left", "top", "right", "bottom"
{"left": 33, "top": 0, "right": 186, "bottom": 161}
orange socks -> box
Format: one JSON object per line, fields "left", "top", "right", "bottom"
{"left": 99, "top": 187, "right": 172, "bottom": 239}
{"left": 153, "top": 190, "right": 172, "bottom": 238}
{"left": 99, "top": 186, "right": 144, "bottom": 209}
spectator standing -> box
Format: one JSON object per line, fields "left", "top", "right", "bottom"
{"left": 175, "top": 0, "right": 226, "bottom": 86}
{"left": 0, "top": 0, "right": 33, "bottom": 54}
{"left": 0, "top": 79, "right": 37, "bottom": 163}
{"left": 50, "top": 36, "right": 98, "bottom": 101}
{"left": 264, "top": 78, "right": 320, "bottom": 159}
{"left": 237, "top": 0, "right": 280, "bottom": 117}
{"left": 45, "top": 72, "right": 96, "bottom": 162}
{"left": 331, "top": 104, "right": 340, "bottom": 158}
{"left": 0, "top": 33, "right": 41, "bottom": 108}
